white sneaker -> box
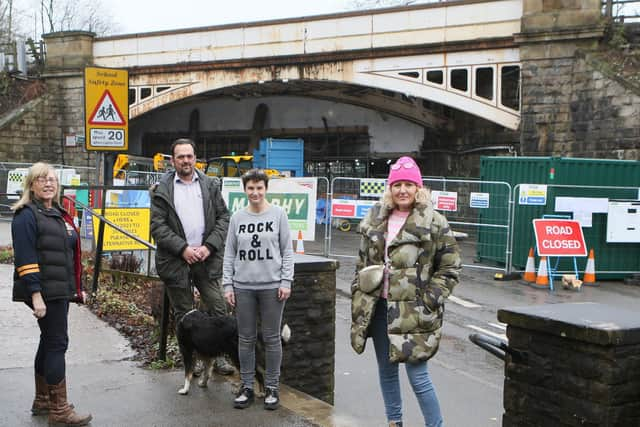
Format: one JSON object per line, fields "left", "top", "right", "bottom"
{"left": 263, "top": 387, "right": 279, "bottom": 410}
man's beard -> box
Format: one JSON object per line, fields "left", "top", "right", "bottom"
{"left": 176, "top": 164, "right": 193, "bottom": 178}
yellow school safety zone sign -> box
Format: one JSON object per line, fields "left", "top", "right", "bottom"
{"left": 84, "top": 67, "right": 129, "bottom": 151}
{"left": 92, "top": 208, "right": 151, "bottom": 251}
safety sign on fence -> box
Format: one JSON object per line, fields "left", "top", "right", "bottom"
{"left": 432, "top": 190, "right": 458, "bottom": 211}
{"left": 91, "top": 208, "right": 151, "bottom": 251}
{"left": 359, "top": 179, "right": 386, "bottom": 198}
{"left": 519, "top": 184, "right": 547, "bottom": 205}
{"left": 6, "top": 168, "right": 28, "bottom": 199}
{"left": 533, "top": 219, "right": 587, "bottom": 257}
{"left": 331, "top": 199, "right": 376, "bottom": 219}
{"left": 470, "top": 192, "right": 490, "bottom": 208}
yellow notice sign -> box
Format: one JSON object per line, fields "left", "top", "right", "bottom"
{"left": 84, "top": 67, "right": 129, "bottom": 151}
{"left": 92, "top": 208, "right": 151, "bottom": 251}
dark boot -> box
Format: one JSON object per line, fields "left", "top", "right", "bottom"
{"left": 31, "top": 374, "right": 50, "bottom": 415}
{"left": 48, "top": 379, "right": 92, "bottom": 426}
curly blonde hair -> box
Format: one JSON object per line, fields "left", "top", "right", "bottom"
{"left": 380, "top": 186, "right": 432, "bottom": 212}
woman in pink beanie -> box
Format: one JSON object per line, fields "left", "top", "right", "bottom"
{"left": 351, "top": 156, "right": 462, "bottom": 427}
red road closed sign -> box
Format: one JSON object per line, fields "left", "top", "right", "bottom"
{"left": 533, "top": 219, "right": 587, "bottom": 257}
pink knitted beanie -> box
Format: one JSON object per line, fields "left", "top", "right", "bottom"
{"left": 387, "top": 156, "right": 423, "bottom": 187}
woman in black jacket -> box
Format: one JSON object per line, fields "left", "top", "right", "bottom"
{"left": 11, "top": 162, "right": 91, "bottom": 426}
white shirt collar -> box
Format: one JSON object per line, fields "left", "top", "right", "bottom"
{"left": 174, "top": 172, "right": 198, "bottom": 184}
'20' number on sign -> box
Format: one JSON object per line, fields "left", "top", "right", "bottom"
{"left": 108, "top": 130, "right": 123, "bottom": 140}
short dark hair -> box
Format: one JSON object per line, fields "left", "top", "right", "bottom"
{"left": 170, "top": 138, "right": 196, "bottom": 157}
{"left": 241, "top": 169, "right": 269, "bottom": 190}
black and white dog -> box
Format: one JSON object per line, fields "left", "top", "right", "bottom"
{"left": 176, "top": 310, "right": 239, "bottom": 395}
{"left": 176, "top": 309, "right": 291, "bottom": 395}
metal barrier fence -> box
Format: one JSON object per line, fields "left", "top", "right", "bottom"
{"left": 312, "top": 176, "right": 331, "bottom": 257}
{"left": 114, "top": 170, "right": 163, "bottom": 186}
{"left": 425, "top": 178, "right": 512, "bottom": 272}
{"left": 327, "top": 176, "right": 513, "bottom": 273}
{"left": 60, "top": 184, "right": 156, "bottom": 276}
{"left": 327, "top": 177, "right": 379, "bottom": 258}
{"left": 325, "top": 176, "right": 640, "bottom": 279}
{"left": 508, "top": 183, "right": 640, "bottom": 278}
{"left": 0, "top": 162, "right": 97, "bottom": 217}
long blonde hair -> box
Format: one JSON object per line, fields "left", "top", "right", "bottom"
{"left": 11, "top": 162, "right": 60, "bottom": 211}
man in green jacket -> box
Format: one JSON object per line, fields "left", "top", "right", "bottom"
{"left": 150, "top": 138, "right": 233, "bottom": 374}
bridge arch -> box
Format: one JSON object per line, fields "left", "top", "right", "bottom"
{"left": 128, "top": 48, "right": 520, "bottom": 130}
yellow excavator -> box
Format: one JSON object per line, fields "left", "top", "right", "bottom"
{"left": 114, "top": 153, "right": 206, "bottom": 180}
{"left": 205, "top": 155, "right": 280, "bottom": 178}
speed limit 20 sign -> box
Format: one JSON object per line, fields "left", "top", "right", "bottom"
{"left": 84, "top": 67, "right": 129, "bottom": 151}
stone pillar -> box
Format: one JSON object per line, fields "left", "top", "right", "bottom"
{"left": 42, "top": 31, "right": 95, "bottom": 72}
{"left": 498, "top": 302, "right": 640, "bottom": 426}
{"left": 282, "top": 254, "right": 338, "bottom": 404}
{"left": 517, "top": 0, "right": 606, "bottom": 155}
{"left": 40, "top": 31, "right": 97, "bottom": 170}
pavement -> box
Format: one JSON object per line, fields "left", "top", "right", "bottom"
{"left": 0, "top": 219, "right": 343, "bottom": 427}
{"left": 4, "top": 219, "right": 640, "bottom": 427}
{"left": 0, "top": 260, "right": 344, "bottom": 427}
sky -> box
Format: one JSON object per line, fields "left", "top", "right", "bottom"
{"left": 107, "top": 0, "right": 353, "bottom": 35}
{"left": 14, "top": 0, "right": 357, "bottom": 37}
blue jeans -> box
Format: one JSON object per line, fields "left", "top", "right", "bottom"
{"left": 370, "top": 299, "right": 444, "bottom": 427}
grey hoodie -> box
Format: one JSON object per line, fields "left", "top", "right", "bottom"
{"left": 222, "top": 205, "right": 294, "bottom": 292}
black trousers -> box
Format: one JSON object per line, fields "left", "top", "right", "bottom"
{"left": 31, "top": 299, "right": 69, "bottom": 385}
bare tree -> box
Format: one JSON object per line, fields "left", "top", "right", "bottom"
{"left": 15, "top": 0, "right": 118, "bottom": 38}
{"left": 0, "top": 0, "right": 15, "bottom": 42}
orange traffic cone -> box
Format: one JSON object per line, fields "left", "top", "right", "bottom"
{"left": 535, "top": 256, "right": 549, "bottom": 287}
{"left": 295, "top": 230, "right": 305, "bottom": 254}
{"left": 583, "top": 249, "right": 596, "bottom": 284}
{"left": 523, "top": 248, "right": 536, "bottom": 282}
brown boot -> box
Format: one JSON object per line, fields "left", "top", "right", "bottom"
{"left": 31, "top": 373, "right": 50, "bottom": 415}
{"left": 48, "top": 379, "right": 92, "bottom": 426}
{"left": 32, "top": 374, "right": 74, "bottom": 416}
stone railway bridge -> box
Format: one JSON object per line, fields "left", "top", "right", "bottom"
{"left": 0, "top": 0, "right": 638, "bottom": 178}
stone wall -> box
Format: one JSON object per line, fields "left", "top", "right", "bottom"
{"left": 281, "top": 255, "right": 338, "bottom": 404}
{"left": 0, "top": 74, "right": 96, "bottom": 170}
{"left": 520, "top": 51, "right": 640, "bottom": 160}
{"left": 422, "top": 110, "right": 519, "bottom": 178}
{"left": 0, "top": 97, "right": 52, "bottom": 163}
{"left": 499, "top": 303, "right": 640, "bottom": 427}
{"left": 0, "top": 31, "right": 96, "bottom": 177}
{"left": 518, "top": 0, "right": 640, "bottom": 161}
{"left": 503, "top": 326, "right": 640, "bottom": 426}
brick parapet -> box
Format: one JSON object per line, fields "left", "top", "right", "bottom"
{"left": 499, "top": 303, "right": 640, "bottom": 426}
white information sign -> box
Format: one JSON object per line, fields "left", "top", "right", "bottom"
{"left": 554, "top": 197, "right": 609, "bottom": 227}
{"left": 470, "top": 192, "right": 490, "bottom": 208}
{"left": 607, "top": 200, "right": 640, "bottom": 243}
{"left": 90, "top": 128, "right": 126, "bottom": 147}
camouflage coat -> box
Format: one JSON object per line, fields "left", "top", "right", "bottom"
{"left": 350, "top": 195, "right": 461, "bottom": 363}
